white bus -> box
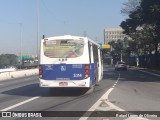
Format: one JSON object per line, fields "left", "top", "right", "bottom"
{"left": 39, "top": 35, "right": 103, "bottom": 92}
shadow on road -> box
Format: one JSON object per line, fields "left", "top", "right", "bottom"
{"left": 103, "top": 65, "right": 160, "bottom": 83}
{"left": 117, "top": 68, "right": 160, "bottom": 83}
{"left": 1, "top": 83, "right": 91, "bottom": 97}
{"left": 103, "top": 70, "right": 119, "bottom": 80}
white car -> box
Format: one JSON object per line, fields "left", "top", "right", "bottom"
{"left": 115, "top": 61, "right": 127, "bottom": 71}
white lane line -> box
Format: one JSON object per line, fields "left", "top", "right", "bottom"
{"left": 104, "top": 90, "right": 125, "bottom": 111}
{"left": 79, "top": 73, "right": 121, "bottom": 120}
{"left": 0, "top": 96, "right": 40, "bottom": 111}
{"left": 79, "top": 72, "right": 149, "bottom": 120}
{"left": 139, "top": 70, "right": 160, "bottom": 77}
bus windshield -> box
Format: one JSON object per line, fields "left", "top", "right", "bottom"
{"left": 43, "top": 39, "right": 84, "bottom": 58}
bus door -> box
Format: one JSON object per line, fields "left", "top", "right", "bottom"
{"left": 98, "top": 48, "right": 102, "bottom": 81}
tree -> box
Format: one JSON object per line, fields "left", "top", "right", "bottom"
{"left": 108, "top": 39, "right": 131, "bottom": 63}
{"left": 0, "top": 55, "right": 9, "bottom": 67}
{"left": 0, "top": 54, "right": 18, "bottom": 68}
{"left": 120, "top": 0, "right": 160, "bottom": 69}
{"left": 121, "top": 0, "right": 141, "bottom": 15}
{"left": 140, "top": 0, "right": 160, "bottom": 54}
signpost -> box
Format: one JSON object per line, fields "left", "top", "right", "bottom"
{"left": 102, "top": 44, "right": 110, "bottom": 49}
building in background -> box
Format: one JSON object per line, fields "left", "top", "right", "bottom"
{"left": 104, "top": 27, "right": 128, "bottom": 44}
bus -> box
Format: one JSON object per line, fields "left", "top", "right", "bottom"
{"left": 39, "top": 35, "right": 103, "bottom": 92}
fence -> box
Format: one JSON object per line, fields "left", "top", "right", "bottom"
{"left": 129, "top": 53, "right": 160, "bottom": 70}
{"left": 139, "top": 53, "right": 160, "bottom": 70}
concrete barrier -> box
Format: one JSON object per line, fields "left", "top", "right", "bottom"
{"left": 0, "top": 69, "right": 38, "bottom": 81}
{"left": 0, "top": 67, "right": 16, "bottom": 73}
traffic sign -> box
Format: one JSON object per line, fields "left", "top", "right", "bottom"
{"left": 103, "top": 44, "right": 110, "bottom": 49}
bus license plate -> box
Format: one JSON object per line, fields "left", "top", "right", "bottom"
{"left": 59, "top": 82, "right": 68, "bottom": 86}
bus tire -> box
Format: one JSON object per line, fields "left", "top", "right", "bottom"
{"left": 85, "top": 86, "right": 95, "bottom": 94}
{"left": 95, "top": 77, "right": 100, "bottom": 86}
{"left": 95, "top": 82, "right": 100, "bottom": 86}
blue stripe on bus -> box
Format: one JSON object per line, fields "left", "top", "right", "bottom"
{"left": 90, "top": 63, "right": 95, "bottom": 86}
{"left": 42, "top": 64, "right": 84, "bottom": 80}
{"left": 41, "top": 63, "right": 97, "bottom": 86}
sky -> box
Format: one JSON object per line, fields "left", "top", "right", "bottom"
{"left": 0, "top": 0, "right": 128, "bottom": 56}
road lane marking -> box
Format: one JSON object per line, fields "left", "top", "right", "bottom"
{"left": 79, "top": 72, "right": 149, "bottom": 120}
{"left": 0, "top": 96, "right": 40, "bottom": 111}
{"left": 79, "top": 73, "right": 120, "bottom": 120}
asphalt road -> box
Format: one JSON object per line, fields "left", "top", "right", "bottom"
{"left": 0, "top": 65, "right": 160, "bottom": 120}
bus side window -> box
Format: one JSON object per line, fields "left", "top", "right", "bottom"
{"left": 93, "top": 45, "right": 98, "bottom": 63}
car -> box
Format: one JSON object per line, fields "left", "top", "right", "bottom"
{"left": 115, "top": 61, "right": 127, "bottom": 71}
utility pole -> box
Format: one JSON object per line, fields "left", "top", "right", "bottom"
{"left": 104, "top": 29, "right": 106, "bottom": 44}
{"left": 36, "top": 0, "right": 39, "bottom": 60}
{"left": 110, "top": 45, "right": 113, "bottom": 65}
{"left": 121, "top": 50, "right": 123, "bottom": 62}
{"left": 19, "top": 23, "right": 23, "bottom": 68}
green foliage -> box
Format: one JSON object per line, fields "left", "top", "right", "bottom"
{"left": 121, "top": 0, "right": 160, "bottom": 52}
{"left": 0, "top": 56, "right": 9, "bottom": 66}
{"left": 120, "top": 0, "right": 160, "bottom": 68}
{"left": 102, "top": 48, "right": 110, "bottom": 54}
{"left": 108, "top": 39, "right": 130, "bottom": 60}
{"left": 141, "top": 0, "right": 160, "bottom": 25}
{"left": 121, "top": 0, "right": 141, "bottom": 15}
{"left": 0, "top": 54, "right": 18, "bottom": 68}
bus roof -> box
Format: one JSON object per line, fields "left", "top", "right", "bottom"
{"left": 43, "top": 35, "right": 100, "bottom": 47}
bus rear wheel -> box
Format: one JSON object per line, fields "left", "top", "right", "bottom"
{"left": 95, "top": 77, "right": 100, "bottom": 86}
{"left": 85, "top": 86, "right": 95, "bottom": 94}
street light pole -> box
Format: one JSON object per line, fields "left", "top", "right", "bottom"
{"left": 110, "top": 45, "right": 113, "bottom": 65}
{"left": 36, "top": 0, "right": 39, "bottom": 60}
{"left": 121, "top": 51, "right": 123, "bottom": 62}
{"left": 19, "top": 23, "right": 23, "bottom": 68}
